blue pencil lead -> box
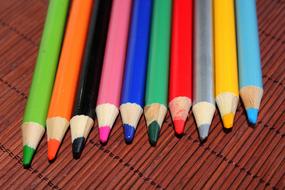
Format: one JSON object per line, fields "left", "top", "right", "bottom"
{"left": 246, "top": 108, "right": 258, "bottom": 125}
{"left": 124, "top": 124, "right": 136, "bottom": 144}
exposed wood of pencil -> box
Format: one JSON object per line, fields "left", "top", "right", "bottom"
{"left": 144, "top": 103, "right": 167, "bottom": 145}
{"left": 46, "top": 117, "right": 69, "bottom": 160}
{"left": 120, "top": 103, "right": 143, "bottom": 130}
{"left": 22, "top": 122, "right": 45, "bottom": 150}
{"left": 69, "top": 115, "right": 94, "bottom": 158}
{"left": 216, "top": 93, "right": 239, "bottom": 129}
{"left": 192, "top": 102, "right": 215, "bottom": 141}
{"left": 169, "top": 97, "right": 192, "bottom": 135}
{"left": 96, "top": 103, "right": 119, "bottom": 144}
{"left": 240, "top": 86, "right": 263, "bottom": 124}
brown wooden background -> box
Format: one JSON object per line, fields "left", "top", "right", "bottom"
{"left": 0, "top": 0, "right": 284, "bottom": 189}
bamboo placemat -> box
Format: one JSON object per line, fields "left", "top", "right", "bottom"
{"left": 0, "top": 0, "right": 284, "bottom": 189}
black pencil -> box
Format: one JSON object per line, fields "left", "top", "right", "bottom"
{"left": 70, "top": 0, "right": 113, "bottom": 159}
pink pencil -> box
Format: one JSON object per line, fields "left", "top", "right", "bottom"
{"left": 96, "top": 0, "right": 132, "bottom": 144}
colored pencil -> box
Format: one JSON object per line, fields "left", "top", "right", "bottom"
{"left": 144, "top": 0, "right": 172, "bottom": 145}
{"left": 236, "top": 0, "right": 263, "bottom": 125}
{"left": 70, "top": 0, "right": 112, "bottom": 159}
{"left": 169, "top": 0, "right": 193, "bottom": 135}
{"left": 96, "top": 0, "right": 132, "bottom": 144}
{"left": 46, "top": 0, "right": 93, "bottom": 161}
{"left": 193, "top": 0, "right": 215, "bottom": 141}
{"left": 120, "top": 0, "right": 153, "bottom": 143}
{"left": 214, "top": 0, "right": 239, "bottom": 129}
{"left": 21, "top": 0, "right": 69, "bottom": 167}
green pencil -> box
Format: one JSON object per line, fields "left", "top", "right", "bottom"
{"left": 22, "top": 0, "right": 69, "bottom": 167}
{"left": 144, "top": 0, "right": 172, "bottom": 146}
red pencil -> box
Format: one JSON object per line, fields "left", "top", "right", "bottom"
{"left": 169, "top": 0, "right": 193, "bottom": 135}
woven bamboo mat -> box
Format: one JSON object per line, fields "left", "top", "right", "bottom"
{"left": 0, "top": 0, "right": 284, "bottom": 189}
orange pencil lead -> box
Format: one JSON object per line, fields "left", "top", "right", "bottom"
{"left": 48, "top": 139, "right": 60, "bottom": 161}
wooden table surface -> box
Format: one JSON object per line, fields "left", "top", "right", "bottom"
{"left": 0, "top": 0, "right": 284, "bottom": 189}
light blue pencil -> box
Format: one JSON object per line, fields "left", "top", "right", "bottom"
{"left": 236, "top": 0, "right": 263, "bottom": 125}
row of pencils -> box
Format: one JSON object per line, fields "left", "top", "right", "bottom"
{"left": 22, "top": 0, "right": 263, "bottom": 167}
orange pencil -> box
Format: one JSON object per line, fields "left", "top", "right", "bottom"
{"left": 46, "top": 0, "right": 93, "bottom": 161}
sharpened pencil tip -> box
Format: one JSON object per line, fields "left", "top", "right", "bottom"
{"left": 198, "top": 124, "right": 210, "bottom": 142}
{"left": 48, "top": 139, "right": 60, "bottom": 161}
{"left": 72, "top": 137, "right": 85, "bottom": 159}
{"left": 222, "top": 113, "right": 234, "bottom": 129}
{"left": 99, "top": 127, "right": 111, "bottom": 144}
{"left": 246, "top": 108, "right": 258, "bottom": 125}
{"left": 23, "top": 145, "right": 35, "bottom": 167}
{"left": 123, "top": 124, "right": 135, "bottom": 144}
{"left": 173, "top": 119, "right": 185, "bottom": 135}
{"left": 148, "top": 122, "right": 160, "bottom": 146}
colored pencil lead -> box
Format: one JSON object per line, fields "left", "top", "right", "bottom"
{"left": 97, "top": 104, "right": 120, "bottom": 144}
{"left": 222, "top": 113, "right": 235, "bottom": 129}
{"left": 169, "top": 97, "right": 192, "bottom": 135}
{"left": 72, "top": 137, "right": 85, "bottom": 159}
{"left": 70, "top": 115, "right": 94, "bottom": 159}
{"left": 173, "top": 120, "right": 186, "bottom": 135}
{"left": 123, "top": 124, "right": 136, "bottom": 144}
{"left": 197, "top": 124, "right": 210, "bottom": 142}
{"left": 46, "top": 117, "right": 69, "bottom": 160}
{"left": 99, "top": 127, "right": 111, "bottom": 144}
{"left": 145, "top": 104, "right": 168, "bottom": 146}
{"left": 120, "top": 103, "right": 144, "bottom": 143}
{"left": 23, "top": 146, "right": 36, "bottom": 168}
{"left": 148, "top": 122, "right": 160, "bottom": 146}
{"left": 240, "top": 87, "right": 263, "bottom": 125}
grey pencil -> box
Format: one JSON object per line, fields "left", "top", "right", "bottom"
{"left": 193, "top": 0, "right": 215, "bottom": 141}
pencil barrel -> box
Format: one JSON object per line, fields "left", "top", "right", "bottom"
{"left": 236, "top": 0, "right": 263, "bottom": 88}
{"left": 47, "top": 0, "right": 93, "bottom": 120}
{"left": 23, "top": 0, "right": 69, "bottom": 126}
{"left": 169, "top": 0, "right": 193, "bottom": 101}
{"left": 214, "top": 0, "right": 239, "bottom": 96}
{"left": 193, "top": 0, "right": 214, "bottom": 105}
{"left": 73, "top": 0, "right": 113, "bottom": 118}
{"left": 145, "top": 0, "right": 172, "bottom": 106}
{"left": 121, "top": 0, "right": 153, "bottom": 106}
{"left": 97, "top": 0, "right": 132, "bottom": 107}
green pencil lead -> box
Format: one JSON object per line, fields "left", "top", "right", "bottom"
{"left": 148, "top": 121, "right": 161, "bottom": 146}
{"left": 23, "top": 146, "right": 36, "bottom": 168}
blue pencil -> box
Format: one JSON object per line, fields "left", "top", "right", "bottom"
{"left": 236, "top": 0, "right": 263, "bottom": 125}
{"left": 120, "top": 0, "right": 153, "bottom": 143}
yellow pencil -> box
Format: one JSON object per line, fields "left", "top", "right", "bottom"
{"left": 214, "top": 0, "right": 239, "bottom": 129}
